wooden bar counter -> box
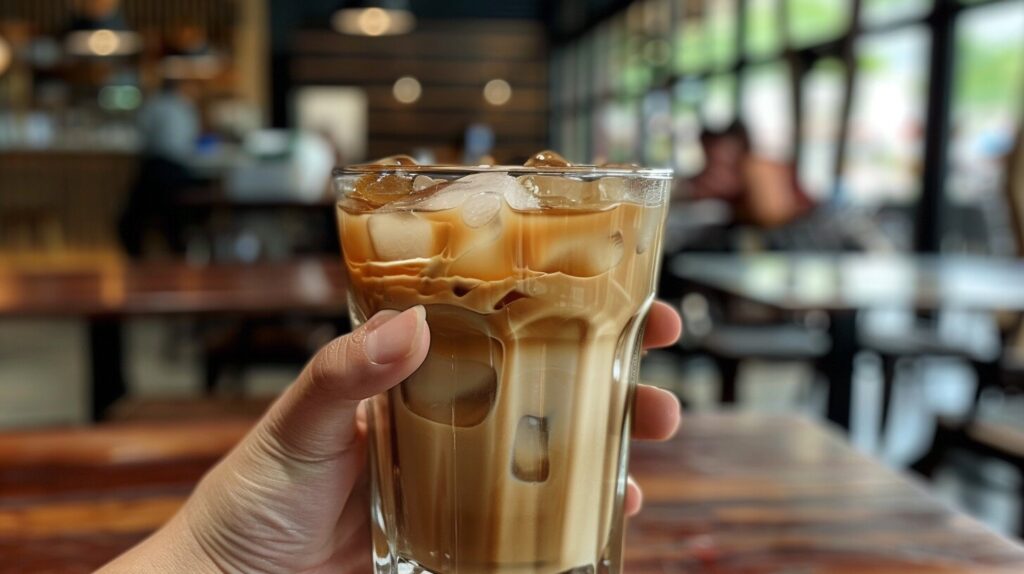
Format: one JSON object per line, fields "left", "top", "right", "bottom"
{"left": 2, "top": 413, "right": 1022, "bottom": 573}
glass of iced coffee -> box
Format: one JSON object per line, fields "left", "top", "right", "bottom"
{"left": 334, "top": 152, "right": 671, "bottom": 574}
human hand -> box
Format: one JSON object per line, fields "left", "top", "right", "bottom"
{"left": 100, "top": 302, "right": 682, "bottom": 574}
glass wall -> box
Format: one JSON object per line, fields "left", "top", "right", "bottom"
{"left": 551, "top": 0, "right": 1024, "bottom": 233}
{"left": 947, "top": 1, "right": 1024, "bottom": 204}
{"left": 799, "top": 58, "right": 846, "bottom": 199}
{"left": 844, "top": 27, "right": 930, "bottom": 205}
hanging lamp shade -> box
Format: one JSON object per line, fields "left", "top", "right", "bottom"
{"left": 332, "top": 0, "right": 416, "bottom": 36}
{"left": 64, "top": 4, "right": 141, "bottom": 57}
{"left": 0, "top": 35, "right": 11, "bottom": 76}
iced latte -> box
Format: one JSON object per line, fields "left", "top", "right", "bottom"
{"left": 335, "top": 152, "right": 671, "bottom": 574}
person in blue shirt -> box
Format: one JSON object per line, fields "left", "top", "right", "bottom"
{"left": 118, "top": 78, "right": 201, "bottom": 257}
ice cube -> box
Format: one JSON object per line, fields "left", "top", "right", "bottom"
{"left": 413, "top": 185, "right": 471, "bottom": 211}
{"left": 367, "top": 212, "right": 443, "bottom": 261}
{"left": 447, "top": 221, "right": 507, "bottom": 280}
{"left": 447, "top": 202, "right": 507, "bottom": 278}
{"left": 528, "top": 230, "right": 625, "bottom": 277}
{"left": 452, "top": 172, "right": 516, "bottom": 193}
{"left": 524, "top": 150, "right": 572, "bottom": 168}
{"left": 401, "top": 354, "right": 498, "bottom": 427}
{"left": 353, "top": 173, "right": 414, "bottom": 208}
{"left": 408, "top": 172, "right": 504, "bottom": 211}
{"left": 517, "top": 175, "right": 592, "bottom": 207}
{"left": 502, "top": 180, "right": 541, "bottom": 211}
{"left": 461, "top": 192, "right": 502, "bottom": 228}
{"left": 635, "top": 209, "right": 660, "bottom": 254}
{"left": 512, "top": 415, "right": 549, "bottom": 482}
{"left": 596, "top": 177, "right": 628, "bottom": 202}
{"left": 448, "top": 172, "right": 538, "bottom": 211}
{"left": 400, "top": 307, "right": 500, "bottom": 427}
{"left": 413, "top": 175, "right": 438, "bottom": 191}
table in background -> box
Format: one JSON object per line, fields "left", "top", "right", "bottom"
{"left": 2, "top": 413, "right": 1022, "bottom": 573}
{"left": 0, "top": 258, "right": 348, "bottom": 419}
{"left": 670, "top": 254, "right": 1024, "bottom": 430}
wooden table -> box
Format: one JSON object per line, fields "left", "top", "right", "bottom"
{"left": 670, "top": 254, "right": 1024, "bottom": 430}
{"left": 0, "top": 258, "right": 348, "bottom": 419}
{"left": 2, "top": 413, "right": 1022, "bottom": 573}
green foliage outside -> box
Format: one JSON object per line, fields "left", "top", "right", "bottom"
{"left": 789, "top": 0, "right": 850, "bottom": 46}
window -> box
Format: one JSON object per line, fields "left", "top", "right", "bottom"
{"left": 707, "top": 0, "right": 738, "bottom": 69}
{"left": 799, "top": 58, "right": 846, "bottom": 199}
{"left": 745, "top": 0, "right": 783, "bottom": 59}
{"left": 642, "top": 0, "right": 675, "bottom": 82}
{"left": 673, "top": 79, "right": 705, "bottom": 175}
{"left": 592, "top": 23, "right": 612, "bottom": 99}
{"left": 643, "top": 90, "right": 674, "bottom": 167}
{"left": 741, "top": 62, "right": 793, "bottom": 160}
{"left": 549, "top": 0, "right": 1024, "bottom": 254}
{"left": 575, "top": 109, "right": 591, "bottom": 163}
{"left": 844, "top": 27, "right": 930, "bottom": 205}
{"left": 703, "top": 74, "right": 736, "bottom": 129}
{"left": 558, "top": 113, "right": 576, "bottom": 162}
{"left": 577, "top": 35, "right": 596, "bottom": 103}
{"left": 788, "top": 0, "right": 852, "bottom": 47}
{"left": 862, "top": 0, "right": 932, "bottom": 28}
{"left": 595, "top": 100, "right": 640, "bottom": 163}
{"left": 552, "top": 49, "right": 569, "bottom": 109}
{"left": 623, "top": 2, "right": 653, "bottom": 95}
{"left": 611, "top": 14, "right": 631, "bottom": 94}
{"left": 673, "top": 0, "right": 705, "bottom": 74}
{"left": 946, "top": 1, "right": 1024, "bottom": 204}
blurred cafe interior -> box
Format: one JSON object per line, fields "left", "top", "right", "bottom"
{"left": 2, "top": 0, "right": 1024, "bottom": 570}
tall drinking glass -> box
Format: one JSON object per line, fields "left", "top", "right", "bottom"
{"left": 334, "top": 155, "right": 672, "bottom": 574}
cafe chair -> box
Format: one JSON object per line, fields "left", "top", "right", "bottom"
{"left": 911, "top": 356, "right": 1024, "bottom": 536}
{"left": 859, "top": 307, "right": 1003, "bottom": 441}
{"left": 675, "top": 291, "right": 831, "bottom": 404}
{"left": 202, "top": 318, "right": 343, "bottom": 394}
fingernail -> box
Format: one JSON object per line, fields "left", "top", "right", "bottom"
{"left": 365, "top": 306, "right": 426, "bottom": 364}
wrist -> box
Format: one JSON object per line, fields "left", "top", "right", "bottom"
{"left": 97, "top": 511, "right": 226, "bottom": 574}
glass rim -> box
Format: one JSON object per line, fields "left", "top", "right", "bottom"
{"left": 333, "top": 163, "right": 675, "bottom": 180}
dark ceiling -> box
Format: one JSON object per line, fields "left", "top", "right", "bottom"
{"left": 269, "top": 0, "right": 632, "bottom": 49}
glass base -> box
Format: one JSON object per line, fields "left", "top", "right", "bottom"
{"left": 375, "top": 556, "right": 612, "bottom": 574}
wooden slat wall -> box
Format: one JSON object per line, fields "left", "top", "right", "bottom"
{"left": 291, "top": 20, "right": 550, "bottom": 162}
{"left": 0, "top": 0, "right": 236, "bottom": 44}
{"left": 0, "top": 152, "right": 137, "bottom": 253}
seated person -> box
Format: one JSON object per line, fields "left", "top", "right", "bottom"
{"left": 690, "top": 122, "right": 814, "bottom": 229}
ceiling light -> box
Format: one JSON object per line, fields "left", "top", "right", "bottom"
{"left": 392, "top": 76, "right": 422, "bottom": 104}
{"left": 0, "top": 36, "right": 11, "bottom": 76}
{"left": 66, "top": 29, "right": 141, "bottom": 56}
{"left": 333, "top": 2, "right": 416, "bottom": 36}
{"left": 483, "top": 79, "right": 512, "bottom": 106}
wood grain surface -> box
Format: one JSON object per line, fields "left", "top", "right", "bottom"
{"left": 0, "top": 257, "right": 348, "bottom": 318}
{"left": 2, "top": 413, "right": 1022, "bottom": 573}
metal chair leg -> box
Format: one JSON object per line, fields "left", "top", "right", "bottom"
{"left": 717, "top": 356, "right": 740, "bottom": 405}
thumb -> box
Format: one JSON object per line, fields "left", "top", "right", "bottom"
{"left": 256, "top": 305, "right": 429, "bottom": 462}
